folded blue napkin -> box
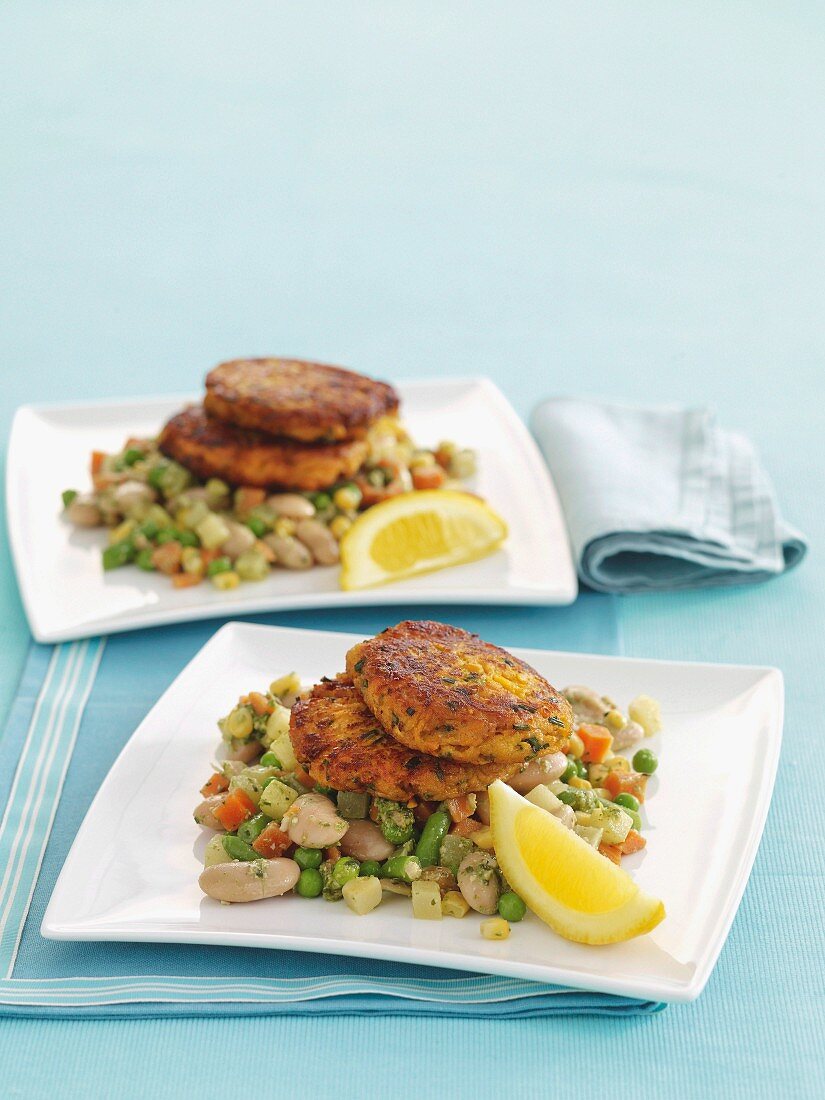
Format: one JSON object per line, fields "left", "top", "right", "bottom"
{"left": 531, "top": 398, "right": 807, "bottom": 593}
{"left": 0, "top": 609, "right": 662, "bottom": 1018}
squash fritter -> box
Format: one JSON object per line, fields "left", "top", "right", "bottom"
{"left": 158, "top": 405, "right": 368, "bottom": 491}
{"left": 204, "top": 358, "right": 400, "bottom": 443}
{"left": 290, "top": 676, "right": 518, "bottom": 801}
{"left": 345, "top": 621, "right": 572, "bottom": 767}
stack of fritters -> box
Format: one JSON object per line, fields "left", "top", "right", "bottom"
{"left": 158, "top": 358, "right": 399, "bottom": 492}
{"left": 290, "top": 621, "right": 573, "bottom": 802}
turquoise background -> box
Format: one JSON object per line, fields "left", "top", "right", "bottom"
{"left": 1, "top": 2, "right": 823, "bottom": 1096}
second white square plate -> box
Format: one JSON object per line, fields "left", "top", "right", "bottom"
{"left": 7, "top": 377, "right": 577, "bottom": 642}
{"left": 42, "top": 622, "right": 783, "bottom": 1003}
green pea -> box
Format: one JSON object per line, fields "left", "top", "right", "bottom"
{"left": 575, "top": 759, "right": 588, "bottom": 779}
{"left": 294, "top": 847, "right": 323, "bottom": 871}
{"left": 260, "top": 752, "right": 283, "bottom": 769}
{"left": 414, "top": 810, "right": 451, "bottom": 868}
{"left": 135, "top": 548, "right": 155, "bottom": 571}
{"left": 497, "top": 892, "right": 527, "bottom": 922}
{"left": 296, "top": 868, "right": 323, "bottom": 898}
{"left": 613, "top": 792, "right": 640, "bottom": 813}
{"left": 560, "top": 757, "right": 577, "bottom": 783}
{"left": 359, "top": 860, "right": 382, "bottom": 878}
{"left": 102, "top": 540, "right": 134, "bottom": 570}
{"left": 310, "top": 491, "right": 332, "bottom": 511}
{"left": 221, "top": 835, "right": 260, "bottom": 861}
{"left": 331, "top": 856, "right": 360, "bottom": 887}
{"left": 139, "top": 520, "right": 160, "bottom": 540}
{"left": 178, "top": 529, "right": 200, "bottom": 547}
{"left": 154, "top": 528, "right": 178, "bottom": 545}
{"left": 61, "top": 489, "right": 78, "bottom": 508}
{"left": 236, "top": 813, "right": 268, "bottom": 845}
{"left": 147, "top": 464, "right": 168, "bottom": 490}
{"left": 207, "top": 556, "right": 232, "bottom": 576}
{"left": 246, "top": 516, "right": 268, "bottom": 538}
{"left": 632, "top": 748, "right": 658, "bottom": 775}
{"left": 122, "top": 447, "right": 144, "bottom": 466}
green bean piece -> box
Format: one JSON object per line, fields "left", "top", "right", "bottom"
{"left": 374, "top": 798, "right": 415, "bottom": 845}
{"left": 136, "top": 548, "right": 156, "bottom": 571}
{"left": 359, "top": 860, "right": 382, "bottom": 878}
{"left": 414, "top": 810, "right": 451, "bottom": 868}
{"left": 296, "top": 868, "right": 323, "bottom": 898}
{"left": 122, "top": 447, "right": 143, "bottom": 467}
{"left": 221, "top": 835, "right": 260, "bottom": 861}
{"left": 177, "top": 528, "right": 200, "bottom": 547}
{"left": 574, "top": 758, "right": 588, "bottom": 779}
{"left": 259, "top": 752, "right": 283, "bottom": 769}
{"left": 102, "top": 540, "right": 134, "bottom": 570}
{"left": 380, "top": 855, "right": 422, "bottom": 882}
{"left": 294, "top": 847, "right": 323, "bottom": 871}
{"left": 497, "top": 892, "right": 527, "bottom": 922}
{"left": 623, "top": 806, "right": 642, "bottom": 832}
{"left": 61, "top": 489, "right": 78, "bottom": 508}
{"left": 331, "top": 856, "right": 360, "bottom": 887}
{"left": 207, "top": 556, "right": 232, "bottom": 577}
{"left": 560, "top": 756, "right": 577, "bottom": 783}
{"left": 236, "top": 813, "right": 269, "bottom": 845}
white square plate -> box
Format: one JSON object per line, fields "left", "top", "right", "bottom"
{"left": 7, "top": 377, "right": 576, "bottom": 643}
{"left": 42, "top": 622, "right": 783, "bottom": 1003}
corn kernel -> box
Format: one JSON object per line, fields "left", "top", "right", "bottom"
{"left": 604, "top": 709, "right": 626, "bottom": 731}
{"left": 210, "top": 569, "right": 240, "bottom": 590}
{"left": 108, "top": 519, "right": 135, "bottom": 545}
{"left": 472, "top": 826, "right": 495, "bottom": 851}
{"left": 273, "top": 516, "right": 296, "bottom": 538}
{"left": 332, "top": 485, "right": 362, "bottom": 512}
{"left": 329, "top": 515, "right": 353, "bottom": 540}
{"left": 568, "top": 732, "right": 585, "bottom": 758}
{"left": 568, "top": 776, "right": 592, "bottom": 790}
{"left": 481, "top": 917, "right": 510, "bottom": 940}
{"left": 442, "top": 891, "right": 470, "bottom": 918}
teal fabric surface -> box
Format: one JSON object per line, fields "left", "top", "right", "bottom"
{"left": 1, "top": 2, "right": 823, "bottom": 1097}
{"left": 0, "top": 600, "right": 662, "bottom": 1019}
{"left": 531, "top": 398, "right": 806, "bottom": 591}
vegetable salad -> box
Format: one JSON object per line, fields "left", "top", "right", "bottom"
{"left": 194, "top": 675, "right": 662, "bottom": 938}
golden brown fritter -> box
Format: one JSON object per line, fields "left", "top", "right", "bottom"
{"left": 345, "top": 621, "right": 572, "bottom": 767}
{"left": 204, "top": 358, "right": 400, "bottom": 443}
{"left": 158, "top": 405, "right": 369, "bottom": 492}
{"left": 290, "top": 676, "right": 518, "bottom": 801}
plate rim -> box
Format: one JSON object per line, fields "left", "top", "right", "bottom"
{"left": 6, "top": 376, "right": 578, "bottom": 643}
{"left": 41, "top": 621, "right": 784, "bottom": 1003}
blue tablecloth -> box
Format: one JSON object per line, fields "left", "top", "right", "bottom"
{"left": 1, "top": 2, "right": 823, "bottom": 1096}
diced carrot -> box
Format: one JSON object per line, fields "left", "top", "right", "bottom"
{"left": 234, "top": 487, "right": 266, "bottom": 516}
{"left": 325, "top": 846, "right": 341, "bottom": 862}
{"left": 91, "top": 450, "right": 106, "bottom": 476}
{"left": 599, "top": 843, "right": 623, "bottom": 865}
{"left": 252, "top": 822, "right": 292, "bottom": 858}
{"left": 294, "top": 765, "right": 315, "bottom": 789}
{"left": 412, "top": 465, "right": 446, "bottom": 490}
{"left": 172, "top": 572, "right": 202, "bottom": 588}
{"left": 248, "top": 691, "right": 273, "bottom": 716}
{"left": 604, "top": 769, "right": 649, "bottom": 804}
{"left": 151, "top": 541, "right": 183, "bottom": 575}
{"left": 255, "top": 539, "right": 276, "bottom": 563}
{"left": 200, "top": 772, "right": 230, "bottom": 798}
{"left": 213, "top": 789, "right": 257, "bottom": 831}
{"left": 620, "top": 829, "right": 647, "bottom": 856}
{"left": 578, "top": 723, "right": 613, "bottom": 764}
{"left": 450, "top": 817, "right": 483, "bottom": 838}
{"left": 446, "top": 795, "right": 475, "bottom": 822}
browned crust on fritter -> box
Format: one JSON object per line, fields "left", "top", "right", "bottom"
{"left": 204, "top": 358, "right": 400, "bottom": 443}
{"left": 157, "top": 405, "right": 369, "bottom": 491}
{"left": 345, "top": 621, "right": 572, "bottom": 767}
{"left": 289, "top": 676, "right": 518, "bottom": 801}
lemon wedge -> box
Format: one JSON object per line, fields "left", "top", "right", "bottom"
{"left": 488, "top": 781, "right": 665, "bottom": 944}
{"left": 339, "top": 490, "right": 507, "bottom": 590}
